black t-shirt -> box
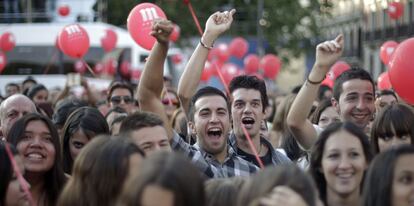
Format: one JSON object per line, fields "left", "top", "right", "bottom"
{"left": 237, "top": 146, "right": 273, "bottom": 167}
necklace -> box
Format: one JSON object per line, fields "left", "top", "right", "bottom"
{"left": 258, "top": 143, "right": 263, "bottom": 156}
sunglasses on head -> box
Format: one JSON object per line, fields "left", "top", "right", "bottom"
{"left": 161, "top": 98, "right": 179, "bottom": 106}
{"left": 110, "top": 96, "right": 133, "bottom": 104}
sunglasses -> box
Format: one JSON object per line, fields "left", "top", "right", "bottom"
{"left": 110, "top": 96, "right": 133, "bottom": 104}
{"left": 161, "top": 98, "right": 179, "bottom": 106}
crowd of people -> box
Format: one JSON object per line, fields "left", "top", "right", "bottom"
{"left": 1, "top": 9, "right": 414, "bottom": 206}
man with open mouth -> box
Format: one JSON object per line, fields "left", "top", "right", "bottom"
{"left": 137, "top": 10, "right": 259, "bottom": 178}
{"left": 228, "top": 75, "right": 291, "bottom": 167}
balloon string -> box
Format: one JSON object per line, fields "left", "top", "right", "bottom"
{"left": 43, "top": 49, "right": 58, "bottom": 74}
{"left": 211, "top": 61, "right": 230, "bottom": 96}
{"left": 185, "top": 1, "right": 264, "bottom": 169}
{"left": 4, "top": 143, "right": 36, "bottom": 206}
{"left": 242, "top": 125, "right": 265, "bottom": 169}
{"left": 82, "top": 59, "right": 96, "bottom": 77}
{"left": 186, "top": 1, "right": 203, "bottom": 36}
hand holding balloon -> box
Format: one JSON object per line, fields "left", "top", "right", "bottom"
{"left": 150, "top": 19, "right": 173, "bottom": 45}
{"left": 202, "top": 9, "right": 236, "bottom": 48}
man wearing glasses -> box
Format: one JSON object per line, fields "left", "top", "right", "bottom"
{"left": 107, "top": 82, "right": 135, "bottom": 114}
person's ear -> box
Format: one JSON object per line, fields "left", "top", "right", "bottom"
{"left": 331, "top": 97, "right": 340, "bottom": 113}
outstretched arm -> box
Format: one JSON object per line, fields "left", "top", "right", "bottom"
{"left": 137, "top": 19, "right": 174, "bottom": 139}
{"left": 177, "top": 9, "right": 236, "bottom": 117}
{"left": 286, "top": 35, "right": 344, "bottom": 150}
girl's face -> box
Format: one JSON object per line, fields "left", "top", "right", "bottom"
{"left": 17, "top": 120, "right": 56, "bottom": 174}
{"left": 5, "top": 155, "right": 30, "bottom": 206}
{"left": 33, "top": 90, "right": 48, "bottom": 104}
{"left": 69, "top": 128, "right": 90, "bottom": 160}
{"left": 321, "top": 130, "right": 367, "bottom": 197}
{"left": 318, "top": 106, "right": 340, "bottom": 129}
{"left": 378, "top": 127, "right": 412, "bottom": 153}
{"left": 392, "top": 154, "right": 414, "bottom": 206}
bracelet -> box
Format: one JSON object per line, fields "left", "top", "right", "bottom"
{"left": 307, "top": 76, "right": 325, "bottom": 85}
{"left": 200, "top": 38, "right": 214, "bottom": 50}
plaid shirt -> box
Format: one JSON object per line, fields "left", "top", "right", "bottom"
{"left": 229, "top": 133, "right": 292, "bottom": 166}
{"left": 171, "top": 132, "right": 259, "bottom": 178}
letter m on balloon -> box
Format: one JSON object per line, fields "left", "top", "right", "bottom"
{"left": 65, "top": 25, "right": 81, "bottom": 35}
{"left": 139, "top": 7, "right": 159, "bottom": 22}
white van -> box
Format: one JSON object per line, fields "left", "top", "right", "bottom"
{"left": 0, "top": 22, "right": 184, "bottom": 94}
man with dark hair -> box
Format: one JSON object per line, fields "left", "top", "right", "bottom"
{"left": 227, "top": 75, "right": 290, "bottom": 167}
{"left": 22, "top": 76, "right": 37, "bottom": 93}
{"left": 138, "top": 11, "right": 259, "bottom": 178}
{"left": 120, "top": 111, "right": 171, "bottom": 155}
{"left": 107, "top": 81, "right": 135, "bottom": 114}
{"left": 5, "top": 82, "right": 20, "bottom": 98}
{"left": 375, "top": 89, "right": 398, "bottom": 112}
{"left": 287, "top": 35, "right": 376, "bottom": 150}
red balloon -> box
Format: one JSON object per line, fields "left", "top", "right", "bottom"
{"left": 74, "top": 60, "right": 86, "bottom": 74}
{"left": 377, "top": 71, "right": 392, "bottom": 90}
{"left": 105, "top": 58, "right": 117, "bottom": 75}
{"left": 216, "top": 43, "right": 230, "bottom": 63}
{"left": 244, "top": 54, "right": 259, "bottom": 74}
{"left": 221, "top": 63, "right": 240, "bottom": 84}
{"left": 321, "top": 75, "right": 334, "bottom": 88}
{"left": 328, "top": 61, "right": 350, "bottom": 80}
{"left": 58, "top": 5, "right": 70, "bottom": 17}
{"left": 58, "top": 24, "right": 90, "bottom": 58}
{"left": 229, "top": 37, "right": 248, "bottom": 59}
{"left": 120, "top": 61, "right": 131, "bottom": 77}
{"left": 387, "top": 2, "right": 404, "bottom": 20}
{"left": 131, "top": 69, "right": 142, "bottom": 80}
{"left": 127, "top": 3, "right": 167, "bottom": 50}
{"left": 0, "top": 32, "right": 16, "bottom": 52}
{"left": 94, "top": 63, "right": 104, "bottom": 74}
{"left": 380, "top": 41, "right": 398, "bottom": 66}
{"left": 260, "top": 54, "right": 281, "bottom": 79}
{"left": 101, "top": 29, "right": 117, "bottom": 52}
{"left": 389, "top": 37, "right": 414, "bottom": 104}
{"left": 171, "top": 53, "right": 183, "bottom": 64}
{"left": 169, "top": 24, "right": 180, "bottom": 42}
{"left": 201, "top": 61, "right": 213, "bottom": 82}
{"left": 0, "top": 52, "right": 6, "bottom": 73}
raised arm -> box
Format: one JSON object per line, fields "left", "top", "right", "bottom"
{"left": 177, "top": 9, "right": 236, "bottom": 117}
{"left": 137, "top": 19, "right": 174, "bottom": 139}
{"left": 286, "top": 35, "right": 343, "bottom": 149}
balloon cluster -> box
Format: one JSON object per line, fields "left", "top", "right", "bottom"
{"left": 200, "top": 36, "right": 282, "bottom": 84}
{"left": 0, "top": 32, "right": 16, "bottom": 73}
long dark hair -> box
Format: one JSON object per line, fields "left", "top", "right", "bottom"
{"left": 61, "top": 106, "right": 109, "bottom": 173}
{"left": 0, "top": 142, "right": 18, "bottom": 206}
{"left": 8, "top": 113, "right": 66, "bottom": 206}
{"left": 370, "top": 103, "right": 414, "bottom": 154}
{"left": 117, "top": 151, "right": 205, "bottom": 206}
{"left": 58, "top": 135, "right": 144, "bottom": 206}
{"left": 362, "top": 145, "right": 414, "bottom": 206}
{"left": 309, "top": 122, "right": 373, "bottom": 204}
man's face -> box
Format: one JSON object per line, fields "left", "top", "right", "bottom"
{"left": 332, "top": 79, "right": 375, "bottom": 129}
{"left": 231, "top": 88, "right": 265, "bottom": 140}
{"left": 375, "top": 94, "right": 397, "bottom": 112}
{"left": 0, "top": 96, "right": 36, "bottom": 138}
{"left": 109, "top": 88, "right": 133, "bottom": 113}
{"left": 193, "top": 95, "right": 230, "bottom": 155}
{"left": 6, "top": 85, "right": 19, "bottom": 97}
{"left": 130, "top": 125, "right": 171, "bottom": 156}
